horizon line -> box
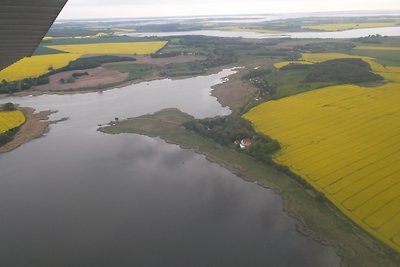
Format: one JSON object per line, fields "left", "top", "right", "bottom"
{"left": 57, "top": 9, "right": 400, "bottom": 22}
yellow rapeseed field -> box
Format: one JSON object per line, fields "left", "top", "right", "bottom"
{"left": 376, "top": 66, "right": 400, "bottom": 83}
{"left": 301, "top": 52, "right": 371, "bottom": 63}
{"left": 247, "top": 50, "right": 400, "bottom": 251}
{"left": 244, "top": 83, "right": 400, "bottom": 252}
{"left": 300, "top": 52, "right": 400, "bottom": 83}
{"left": 355, "top": 46, "right": 400, "bottom": 51}
{"left": 112, "top": 28, "right": 136, "bottom": 32}
{"left": 272, "top": 53, "right": 390, "bottom": 75}
{"left": 301, "top": 53, "right": 389, "bottom": 72}
{"left": 46, "top": 41, "right": 168, "bottom": 55}
{"left": 0, "top": 54, "right": 81, "bottom": 82}
{"left": 275, "top": 53, "right": 386, "bottom": 73}
{"left": 302, "top": 22, "right": 397, "bottom": 31}
{"left": 0, "top": 110, "right": 26, "bottom": 134}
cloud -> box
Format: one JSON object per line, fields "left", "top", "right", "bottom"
{"left": 58, "top": 0, "right": 400, "bottom": 19}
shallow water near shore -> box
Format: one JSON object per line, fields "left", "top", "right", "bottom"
{"left": 0, "top": 69, "right": 340, "bottom": 266}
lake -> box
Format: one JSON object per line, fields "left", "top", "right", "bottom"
{"left": 127, "top": 26, "right": 400, "bottom": 39}
{"left": 0, "top": 69, "right": 340, "bottom": 266}
{"left": 205, "top": 11, "right": 400, "bottom": 24}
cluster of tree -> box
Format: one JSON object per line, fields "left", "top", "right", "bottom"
{"left": 284, "top": 51, "right": 302, "bottom": 61}
{"left": 184, "top": 116, "right": 255, "bottom": 145}
{"left": 72, "top": 72, "right": 89, "bottom": 78}
{"left": 242, "top": 69, "right": 269, "bottom": 80}
{"left": 281, "top": 58, "right": 383, "bottom": 84}
{"left": 183, "top": 115, "right": 280, "bottom": 162}
{"left": 295, "top": 42, "right": 355, "bottom": 53}
{"left": 354, "top": 34, "right": 388, "bottom": 44}
{"left": 171, "top": 36, "right": 241, "bottom": 68}
{"left": 158, "top": 36, "right": 298, "bottom": 77}
{"left": 46, "top": 27, "right": 99, "bottom": 38}
{"left": 160, "top": 63, "right": 206, "bottom": 77}
{"left": 247, "top": 137, "right": 281, "bottom": 164}
{"left": 242, "top": 69, "right": 276, "bottom": 97}
{"left": 0, "top": 127, "right": 19, "bottom": 147}
{"left": 60, "top": 72, "right": 89, "bottom": 84}
{"left": 158, "top": 37, "right": 244, "bottom": 77}
{"left": 175, "top": 36, "right": 305, "bottom": 62}
{"left": 0, "top": 76, "right": 50, "bottom": 94}
{"left": 251, "top": 50, "right": 290, "bottom": 57}
{"left": 1, "top": 102, "right": 16, "bottom": 111}
{"left": 259, "top": 22, "right": 302, "bottom": 32}
{"left": 177, "top": 36, "right": 258, "bottom": 51}
{"left": 202, "top": 48, "right": 237, "bottom": 68}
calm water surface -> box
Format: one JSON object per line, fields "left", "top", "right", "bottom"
{"left": 128, "top": 26, "right": 400, "bottom": 39}
{"left": 0, "top": 69, "right": 340, "bottom": 266}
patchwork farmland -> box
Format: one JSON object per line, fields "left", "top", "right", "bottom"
{"left": 245, "top": 53, "right": 400, "bottom": 252}
{"left": 0, "top": 41, "right": 168, "bottom": 82}
{"left": 0, "top": 54, "right": 81, "bottom": 82}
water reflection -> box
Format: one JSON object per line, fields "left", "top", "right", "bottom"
{"left": 0, "top": 70, "right": 340, "bottom": 266}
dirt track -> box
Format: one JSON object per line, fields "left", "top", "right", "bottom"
{"left": 32, "top": 67, "right": 129, "bottom": 92}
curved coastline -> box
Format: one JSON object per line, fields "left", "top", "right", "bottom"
{"left": 98, "top": 105, "right": 400, "bottom": 266}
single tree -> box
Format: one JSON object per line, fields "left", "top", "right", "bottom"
{"left": 3, "top": 102, "right": 15, "bottom": 111}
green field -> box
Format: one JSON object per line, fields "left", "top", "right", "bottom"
{"left": 105, "top": 64, "right": 154, "bottom": 80}
{"left": 352, "top": 49, "right": 400, "bottom": 66}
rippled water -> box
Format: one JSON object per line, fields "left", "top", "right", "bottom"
{"left": 0, "top": 69, "right": 340, "bottom": 266}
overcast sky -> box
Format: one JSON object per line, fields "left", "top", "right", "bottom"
{"left": 58, "top": 0, "right": 400, "bottom": 20}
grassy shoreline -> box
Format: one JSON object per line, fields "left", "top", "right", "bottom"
{"left": 99, "top": 108, "right": 400, "bottom": 266}
{"left": 0, "top": 62, "right": 230, "bottom": 99}
{"left": 96, "top": 40, "right": 400, "bottom": 264}
{"left": 0, "top": 107, "right": 53, "bottom": 154}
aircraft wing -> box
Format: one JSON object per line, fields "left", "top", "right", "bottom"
{"left": 0, "top": 0, "right": 68, "bottom": 71}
